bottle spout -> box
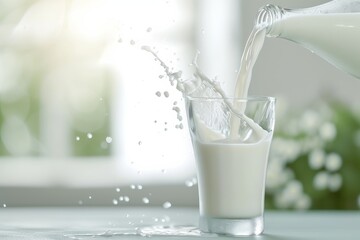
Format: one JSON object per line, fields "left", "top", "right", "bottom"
{"left": 256, "top": 4, "right": 286, "bottom": 37}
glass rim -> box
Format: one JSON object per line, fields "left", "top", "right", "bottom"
{"left": 185, "top": 95, "right": 276, "bottom": 102}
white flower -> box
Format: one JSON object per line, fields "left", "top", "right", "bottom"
{"left": 274, "top": 191, "right": 292, "bottom": 209}
{"left": 319, "top": 122, "right": 337, "bottom": 141}
{"left": 266, "top": 159, "right": 294, "bottom": 192}
{"left": 300, "top": 110, "right": 321, "bottom": 134}
{"left": 271, "top": 138, "right": 301, "bottom": 162}
{"left": 301, "top": 137, "right": 323, "bottom": 153}
{"left": 313, "top": 171, "right": 329, "bottom": 190}
{"left": 274, "top": 180, "right": 304, "bottom": 209}
{"left": 274, "top": 195, "right": 290, "bottom": 209}
{"left": 328, "top": 174, "right": 342, "bottom": 192}
{"left": 294, "top": 194, "right": 312, "bottom": 210}
{"left": 285, "top": 180, "right": 303, "bottom": 200}
{"left": 308, "top": 149, "right": 326, "bottom": 170}
{"left": 325, "top": 153, "right": 342, "bottom": 172}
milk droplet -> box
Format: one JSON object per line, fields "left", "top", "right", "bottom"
{"left": 78, "top": 200, "right": 83, "bottom": 205}
{"left": 112, "top": 199, "right": 118, "bottom": 205}
{"left": 116, "top": 188, "right": 121, "bottom": 192}
{"left": 155, "top": 91, "right": 161, "bottom": 97}
{"left": 163, "top": 201, "right": 172, "bottom": 209}
{"left": 164, "top": 91, "right": 169, "bottom": 98}
{"left": 173, "top": 101, "right": 177, "bottom": 105}
{"left": 138, "top": 141, "right": 142, "bottom": 145}
{"left": 87, "top": 133, "right": 93, "bottom": 139}
{"left": 106, "top": 137, "right": 112, "bottom": 143}
{"left": 146, "top": 27, "right": 152, "bottom": 32}
{"left": 76, "top": 136, "right": 80, "bottom": 141}
{"left": 118, "top": 38, "right": 123, "bottom": 43}
{"left": 130, "top": 40, "right": 135, "bottom": 45}
{"left": 159, "top": 75, "right": 164, "bottom": 79}
{"left": 124, "top": 196, "right": 130, "bottom": 202}
{"left": 88, "top": 196, "right": 92, "bottom": 199}
{"left": 119, "top": 196, "right": 124, "bottom": 201}
{"left": 137, "top": 185, "right": 143, "bottom": 190}
{"left": 185, "top": 180, "right": 194, "bottom": 187}
{"left": 3, "top": 204, "right": 7, "bottom": 208}
{"left": 163, "top": 215, "right": 171, "bottom": 222}
{"left": 142, "top": 197, "right": 150, "bottom": 204}
{"left": 130, "top": 184, "right": 136, "bottom": 189}
{"left": 185, "top": 177, "right": 197, "bottom": 187}
{"left": 161, "top": 169, "right": 166, "bottom": 174}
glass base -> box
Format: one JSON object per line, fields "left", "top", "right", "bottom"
{"left": 199, "top": 215, "right": 264, "bottom": 236}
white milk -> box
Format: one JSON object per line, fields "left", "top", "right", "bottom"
{"left": 234, "top": 27, "right": 266, "bottom": 100}
{"left": 193, "top": 133, "right": 271, "bottom": 218}
{"left": 270, "top": 13, "right": 360, "bottom": 78}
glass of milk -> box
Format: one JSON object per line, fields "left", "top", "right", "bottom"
{"left": 185, "top": 96, "right": 275, "bottom": 236}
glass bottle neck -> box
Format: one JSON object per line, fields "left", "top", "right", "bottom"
{"left": 256, "top": 0, "right": 360, "bottom": 37}
{"left": 256, "top": 4, "right": 285, "bottom": 37}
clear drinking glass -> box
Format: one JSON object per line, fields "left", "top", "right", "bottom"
{"left": 185, "top": 96, "right": 275, "bottom": 236}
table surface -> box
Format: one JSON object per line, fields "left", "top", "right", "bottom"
{"left": 0, "top": 207, "right": 359, "bottom": 239}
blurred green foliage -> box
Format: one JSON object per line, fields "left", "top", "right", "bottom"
{"left": 266, "top": 99, "right": 360, "bottom": 210}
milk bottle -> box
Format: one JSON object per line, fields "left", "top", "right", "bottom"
{"left": 257, "top": 0, "right": 360, "bottom": 79}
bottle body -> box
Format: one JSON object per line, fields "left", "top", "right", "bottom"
{"left": 257, "top": 0, "right": 360, "bottom": 79}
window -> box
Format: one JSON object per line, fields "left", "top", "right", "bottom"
{"left": 0, "top": 0, "right": 199, "bottom": 188}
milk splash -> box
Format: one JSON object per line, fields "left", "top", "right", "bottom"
{"left": 64, "top": 226, "right": 217, "bottom": 239}
{"left": 142, "top": 24, "right": 268, "bottom": 140}
{"left": 142, "top": 25, "right": 266, "bottom": 101}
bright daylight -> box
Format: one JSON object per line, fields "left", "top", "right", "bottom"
{"left": 0, "top": 0, "right": 360, "bottom": 239}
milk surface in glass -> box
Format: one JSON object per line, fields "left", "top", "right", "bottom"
{"left": 193, "top": 136, "right": 271, "bottom": 218}
{"left": 186, "top": 95, "right": 274, "bottom": 236}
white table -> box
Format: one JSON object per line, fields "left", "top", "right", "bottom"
{"left": 0, "top": 207, "right": 359, "bottom": 239}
